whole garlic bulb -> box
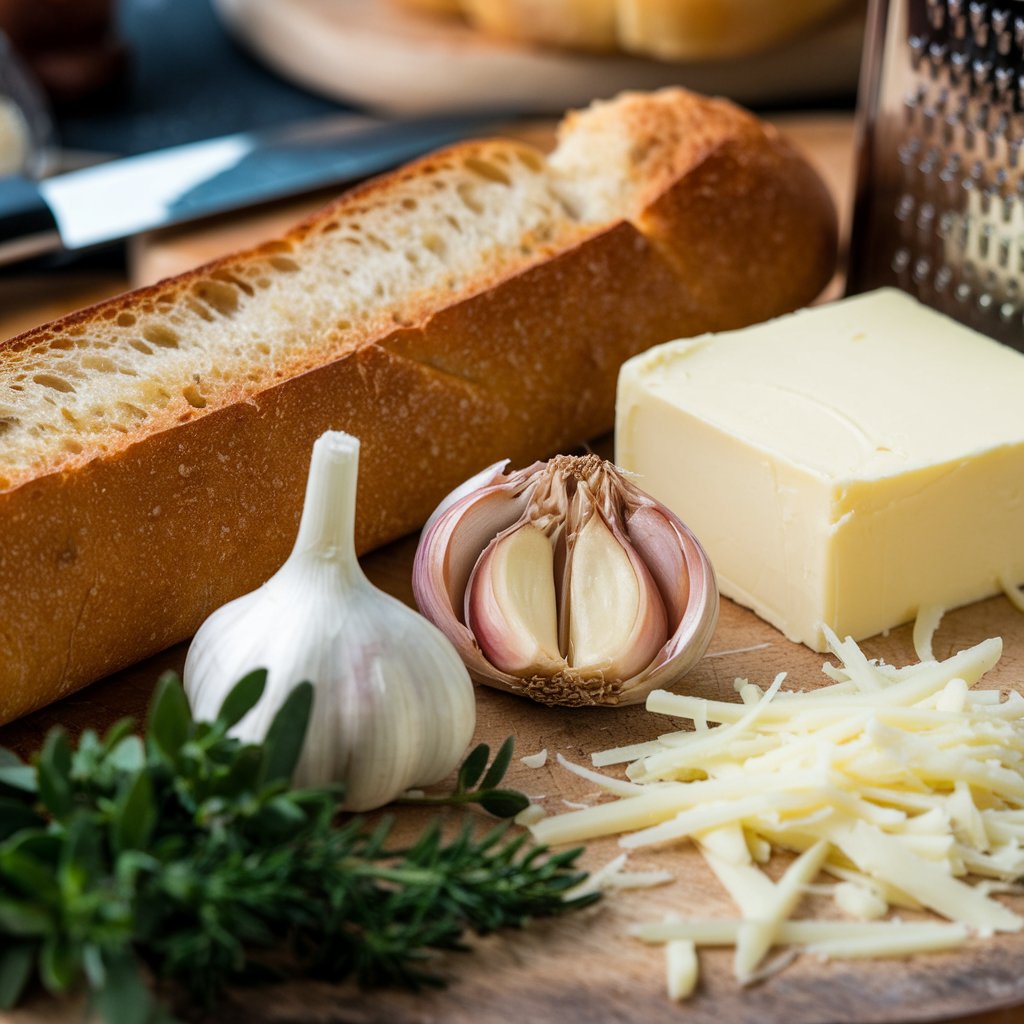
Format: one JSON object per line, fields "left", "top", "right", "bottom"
{"left": 413, "top": 454, "right": 719, "bottom": 707}
{"left": 184, "top": 431, "right": 476, "bottom": 811}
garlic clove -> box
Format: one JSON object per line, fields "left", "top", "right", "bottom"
{"left": 565, "top": 509, "right": 668, "bottom": 679}
{"left": 625, "top": 505, "right": 690, "bottom": 626}
{"left": 439, "top": 486, "right": 531, "bottom": 613}
{"left": 466, "top": 523, "right": 564, "bottom": 677}
{"left": 634, "top": 506, "right": 720, "bottom": 692}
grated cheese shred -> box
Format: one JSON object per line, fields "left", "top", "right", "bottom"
{"left": 531, "top": 629, "right": 1024, "bottom": 997}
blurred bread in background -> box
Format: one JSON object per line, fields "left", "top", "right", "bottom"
{"left": 398, "top": 0, "right": 463, "bottom": 12}
{"left": 391, "top": 0, "right": 859, "bottom": 60}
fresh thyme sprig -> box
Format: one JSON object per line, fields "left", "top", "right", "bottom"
{"left": 0, "top": 672, "right": 595, "bottom": 1023}
{"left": 398, "top": 736, "right": 531, "bottom": 818}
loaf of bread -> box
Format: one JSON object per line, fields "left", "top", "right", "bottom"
{"left": 0, "top": 88, "right": 836, "bottom": 724}
{"left": 392, "top": 0, "right": 855, "bottom": 60}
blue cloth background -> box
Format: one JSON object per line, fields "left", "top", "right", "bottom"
{"left": 57, "top": 0, "right": 344, "bottom": 157}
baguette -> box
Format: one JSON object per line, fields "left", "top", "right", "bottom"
{"left": 0, "top": 88, "right": 836, "bottom": 724}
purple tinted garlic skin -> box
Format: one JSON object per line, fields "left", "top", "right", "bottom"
{"left": 412, "top": 454, "right": 719, "bottom": 707}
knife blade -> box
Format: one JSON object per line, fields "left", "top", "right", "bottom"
{"left": 0, "top": 111, "right": 506, "bottom": 267}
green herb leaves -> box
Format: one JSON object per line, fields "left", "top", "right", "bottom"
{"left": 0, "top": 673, "right": 593, "bottom": 1022}
{"left": 401, "top": 737, "right": 531, "bottom": 818}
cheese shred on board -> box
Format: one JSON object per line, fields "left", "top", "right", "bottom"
{"left": 531, "top": 624, "right": 1024, "bottom": 995}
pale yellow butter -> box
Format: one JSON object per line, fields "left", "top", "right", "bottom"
{"left": 615, "top": 289, "right": 1024, "bottom": 651}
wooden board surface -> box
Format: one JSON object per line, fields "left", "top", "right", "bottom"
{"left": 212, "top": 0, "right": 865, "bottom": 114}
{"left": 5, "top": 528, "right": 1024, "bottom": 1024}
{"left": 4, "top": 116, "right": 1024, "bottom": 1024}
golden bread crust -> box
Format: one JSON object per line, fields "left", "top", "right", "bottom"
{"left": 0, "top": 89, "right": 836, "bottom": 722}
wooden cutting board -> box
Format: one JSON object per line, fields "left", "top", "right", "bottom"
{"left": 5, "top": 533, "right": 1024, "bottom": 1024}
{"left": 3, "top": 116, "right": 1022, "bottom": 1024}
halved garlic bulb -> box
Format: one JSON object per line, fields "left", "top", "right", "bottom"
{"left": 413, "top": 454, "right": 719, "bottom": 706}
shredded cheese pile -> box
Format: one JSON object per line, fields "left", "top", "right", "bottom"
{"left": 531, "top": 623, "right": 1024, "bottom": 997}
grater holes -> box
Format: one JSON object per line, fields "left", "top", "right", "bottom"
{"left": 910, "top": 35, "right": 927, "bottom": 71}
{"left": 974, "top": 101, "right": 992, "bottom": 134}
{"left": 993, "top": 10, "right": 1012, "bottom": 55}
{"left": 995, "top": 234, "right": 1011, "bottom": 269}
{"left": 897, "top": 194, "right": 917, "bottom": 221}
{"left": 949, "top": 50, "right": 970, "bottom": 86}
{"left": 978, "top": 222, "right": 995, "bottom": 258}
{"left": 899, "top": 138, "right": 922, "bottom": 167}
{"left": 854, "top": 0, "right": 1024, "bottom": 344}
{"left": 940, "top": 153, "right": 961, "bottom": 183}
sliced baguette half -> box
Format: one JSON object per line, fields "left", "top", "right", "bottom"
{"left": 0, "top": 88, "right": 835, "bottom": 723}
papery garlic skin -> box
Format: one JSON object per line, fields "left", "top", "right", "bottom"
{"left": 413, "top": 454, "right": 718, "bottom": 707}
{"left": 184, "top": 431, "right": 476, "bottom": 811}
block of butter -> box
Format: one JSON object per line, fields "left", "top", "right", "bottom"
{"left": 615, "top": 289, "right": 1024, "bottom": 651}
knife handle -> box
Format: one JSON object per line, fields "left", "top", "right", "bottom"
{"left": 0, "top": 177, "right": 61, "bottom": 266}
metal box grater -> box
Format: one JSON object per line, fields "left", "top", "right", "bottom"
{"left": 848, "top": 0, "right": 1024, "bottom": 346}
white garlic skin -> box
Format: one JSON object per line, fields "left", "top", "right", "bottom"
{"left": 184, "top": 432, "right": 476, "bottom": 812}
